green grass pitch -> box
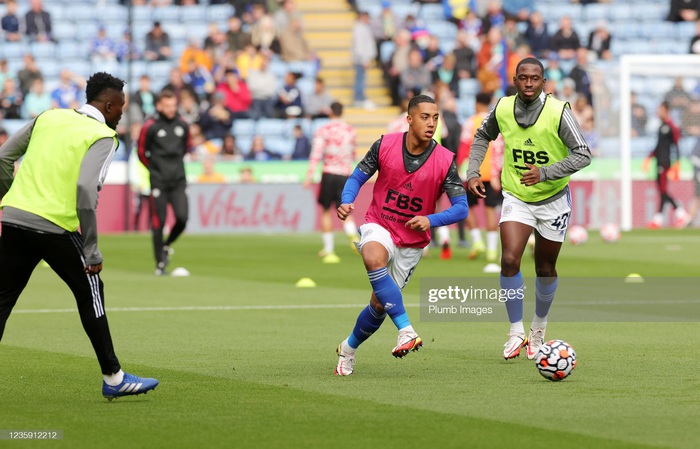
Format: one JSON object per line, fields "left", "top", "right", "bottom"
{"left": 0, "top": 229, "right": 698, "bottom": 449}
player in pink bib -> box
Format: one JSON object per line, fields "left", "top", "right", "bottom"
{"left": 334, "top": 95, "right": 469, "bottom": 375}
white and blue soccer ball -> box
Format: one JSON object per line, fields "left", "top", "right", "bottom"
{"left": 536, "top": 340, "right": 577, "bottom": 381}
{"left": 600, "top": 223, "right": 620, "bottom": 243}
{"left": 567, "top": 225, "right": 588, "bottom": 245}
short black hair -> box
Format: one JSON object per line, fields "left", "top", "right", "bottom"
{"left": 475, "top": 92, "right": 492, "bottom": 106}
{"left": 515, "top": 57, "right": 544, "bottom": 75}
{"left": 407, "top": 94, "right": 436, "bottom": 114}
{"left": 86, "top": 72, "right": 125, "bottom": 103}
{"left": 330, "top": 101, "right": 343, "bottom": 116}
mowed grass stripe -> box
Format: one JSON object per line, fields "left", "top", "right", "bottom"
{"left": 0, "top": 345, "right": 668, "bottom": 449}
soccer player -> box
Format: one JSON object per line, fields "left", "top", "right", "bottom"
{"left": 303, "top": 101, "right": 360, "bottom": 263}
{"left": 467, "top": 57, "right": 591, "bottom": 360}
{"left": 138, "top": 89, "right": 190, "bottom": 275}
{"left": 0, "top": 72, "right": 158, "bottom": 399}
{"left": 457, "top": 91, "right": 504, "bottom": 262}
{"left": 335, "top": 95, "right": 468, "bottom": 375}
{"left": 643, "top": 101, "right": 690, "bottom": 229}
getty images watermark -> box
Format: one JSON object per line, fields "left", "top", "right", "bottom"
{"left": 420, "top": 277, "right": 700, "bottom": 322}
{"left": 425, "top": 283, "right": 524, "bottom": 317}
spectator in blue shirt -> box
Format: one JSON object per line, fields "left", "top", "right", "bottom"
{"left": 50, "top": 69, "right": 85, "bottom": 109}
{"left": 275, "top": 71, "right": 303, "bottom": 118}
{"left": 290, "top": 125, "right": 311, "bottom": 160}
{"left": 1, "top": 0, "right": 22, "bottom": 42}
{"left": 90, "top": 25, "right": 117, "bottom": 63}
{"left": 245, "top": 135, "right": 282, "bottom": 161}
{"left": 524, "top": 11, "right": 551, "bottom": 59}
{"left": 115, "top": 29, "right": 141, "bottom": 62}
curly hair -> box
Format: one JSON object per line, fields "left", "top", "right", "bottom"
{"left": 85, "top": 72, "right": 125, "bottom": 103}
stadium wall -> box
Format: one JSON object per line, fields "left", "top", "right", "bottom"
{"left": 89, "top": 180, "right": 695, "bottom": 234}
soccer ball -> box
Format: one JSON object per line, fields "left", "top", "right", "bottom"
{"left": 535, "top": 340, "right": 577, "bottom": 381}
{"left": 600, "top": 223, "right": 620, "bottom": 243}
{"left": 567, "top": 225, "right": 588, "bottom": 245}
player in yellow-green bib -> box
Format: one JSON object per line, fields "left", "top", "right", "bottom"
{"left": 467, "top": 57, "right": 591, "bottom": 361}
{"left": 0, "top": 72, "right": 158, "bottom": 400}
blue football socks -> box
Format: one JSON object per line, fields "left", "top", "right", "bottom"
{"left": 347, "top": 305, "right": 386, "bottom": 349}
{"left": 368, "top": 267, "right": 408, "bottom": 329}
{"left": 501, "top": 271, "right": 525, "bottom": 324}
{"left": 534, "top": 276, "right": 558, "bottom": 323}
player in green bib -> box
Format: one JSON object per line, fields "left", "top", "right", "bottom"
{"left": 467, "top": 57, "right": 591, "bottom": 361}
{"left": 0, "top": 72, "right": 158, "bottom": 400}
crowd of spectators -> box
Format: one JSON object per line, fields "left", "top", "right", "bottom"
{"left": 2, "top": 0, "right": 700, "bottom": 163}
{"left": 0, "top": 0, "right": 324, "bottom": 162}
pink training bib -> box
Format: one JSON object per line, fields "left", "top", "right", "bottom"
{"left": 365, "top": 132, "right": 455, "bottom": 248}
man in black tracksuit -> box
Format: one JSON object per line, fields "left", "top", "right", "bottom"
{"left": 138, "top": 89, "right": 190, "bottom": 275}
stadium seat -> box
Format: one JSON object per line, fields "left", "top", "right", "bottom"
{"left": 364, "top": 4, "right": 382, "bottom": 18}
{"left": 458, "top": 79, "right": 481, "bottom": 98}
{"left": 45, "top": 5, "right": 64, "bottom": 21}
{"left": 676, "top": 21, "right": 697, "bottom": 40}
{"left": 30, "top": 42, "right": 56, "bottom": 59}
{"left": 418, "top": 4, "right": 445, "bottom": 21}
{"left": 53, "top": 21, "right": 77, "bottom": 42}
{"left": 131, "top": 5, "right": 153, "bottom": 23}
{"left": 296, "top": 77, "right": 315, "bottom": 96}
{"left": 152, "top": 5, "right": 181, "bottom": 23}
{"left": 425, "top": 20, "right": 458, "bottom": 43}
{"left": 608, "top": 4, "right": 632, "bottom": 21}
{"left": 56, "top": 41, "right": 85, "bottom": 60}
{"left": 65, "top": 4, "right": 97, "bottom": 21}
{"left": 237, "top": 137, "right": 253, "bottom": 156}
{"left": 391, "top": 3, "right": 416, "bottom": 20}
{"left": 165, "top": 23, "right": 190, "bottom": 41}
{"left": 265, "top": 136, "right": 295, "bottom": 156}
{"left": 98, "top": 5, "right": 127, "bottom": 22}
{"left": 1, "top": 119, "right": 28, "bottom": 135}
{"left": 583, "top": 3, "right": 608, "bottom": 22}
{"left": 232, "top": 119, "right": 256, "bottom": 138}
{"left": 268, "top": 59, "right": 290, "bottom": 78}
{"left": 256, "top": 119, "right": 289, "bottom": 138}
{"left": 457, "top": 98, "right": 475, "bottom": 123}
{"left": 206, "top": 4, "right": 235, "bottom": 22}
{"left": 75, "top": 22, "right": 100, "bottom": 41}
{"left": 288, "top": 60, "right": 318, "bottom": 79}
{"left": 149, "top": 61, "right": 175, "bottom": 81}
{"left": 546, "top": 3, "right": 581, "bottom": 22}
{"left": 181, "top": 5, "right": 208, "bottom": 23}
{"left": 633, "top": 2, "right": 668, "bottom": 21}
{"left": 62, "top": 59, "right": 91, "bottom": 78}
{"left": 614, "top": 21, "right": 642, "bottom": 40}
{"left": 379, "top": 41, "right": 395, "bottom": 64}
{"left": 0, "top": 42, "right": 25, "bottom": 60}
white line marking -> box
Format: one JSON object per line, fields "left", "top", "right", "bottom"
{"left": 11, "top": 299, "right": 700, "bottom": 315}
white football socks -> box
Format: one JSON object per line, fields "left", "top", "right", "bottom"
{"left": 470, "top": 228, "right": 483, "bottom": 244}
{"left": 486, "top": 231, "right": 498, "bottom": 252}
{"left": 510, "top": 321, "right": 525, "bottom": 335}
{"left": 341, "top": 338, "right": 356, "bottom": 355}
{"left": 103, "top": 370, "right": 125, "bottom": 386}
{"left": 322, "top": 232, "right": 334, "bottom": 254}
{"left": 343, "top": 220, "right": 358, "bottom": 238}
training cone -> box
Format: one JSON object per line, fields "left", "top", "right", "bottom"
{"left": 295, "top": 277, "right": 317, "bottom": 288}
{"left": 625, "top": 273, "right": 644, "bottom": 283}
{"left": 322, "top": 253, "right": 341, "bottom": 264}
{"left": 483, "top": 263, "right": 500, "bottom": 274}
{"left": 171, "top": 267, "right": 191, "bottom": 277}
